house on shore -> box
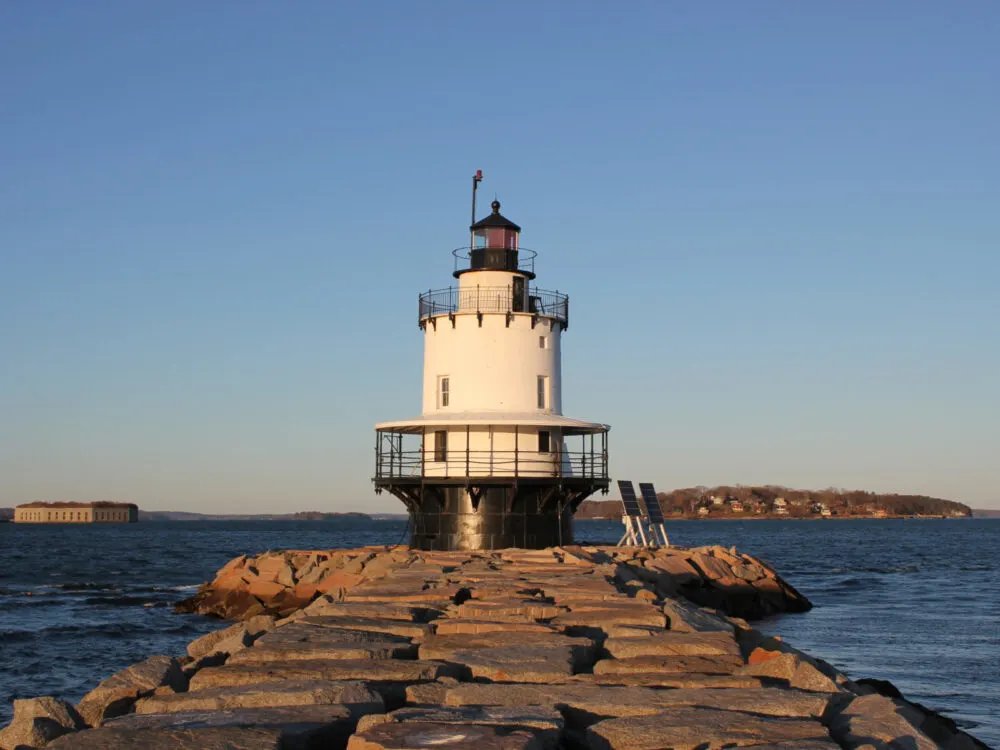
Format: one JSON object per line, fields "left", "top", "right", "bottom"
{"left": 14, "top": 502, "right": 138, "bottom": 524}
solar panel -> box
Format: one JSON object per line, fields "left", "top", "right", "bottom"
{"left": 617, "top": 480, "right": 644, "bottom": 518}
{"left": 639, "top": 483, "right": 664, "bottom": 524}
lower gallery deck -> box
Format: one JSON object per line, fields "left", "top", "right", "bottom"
{"left": 374, "top": 421, "right": 609, "bottom": 550}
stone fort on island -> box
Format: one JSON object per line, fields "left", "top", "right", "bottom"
{"left": 13, "top": 502, "right": 139, "bottom": 524}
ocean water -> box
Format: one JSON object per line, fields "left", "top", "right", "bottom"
{"left": 0, "top": 518, "right": 997, "bottom": 746}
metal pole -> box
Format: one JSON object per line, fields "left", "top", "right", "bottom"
{"left": 514, "top": 425, "right": 519, "bottom": 477}
{"left": 471, "top": 170, "right": 482, "bottom": 249}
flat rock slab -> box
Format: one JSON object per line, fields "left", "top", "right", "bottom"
{"left": 443, "top": 685, "right": 833, "bottom": 723}
{"left": 455, "top": 599, "right": 566, "bottom": 621}
{"left": 298, "top": 615, "right": 433, "bottom": 641}
{"left": 135, "top": 679, "right": 383, "bottom": 716}
{"left": 190, "top": 659, "right": 459, "bottom": 690}
{"left": 593, "top": 654, "right": 744, "bottom": 675}
{"left": 0, "top": 696, "right": 84, "bottom": 749}
{"left": 47, "top": 727, "right": 284, "bottom": 749}
{"left": 375, "top": 706, "right": 563, "bottom": 731}
{"left": 585, "top": 706, "right": 831, "bottom": 750}
{"left": 230, "top": 623, "right": 417, "bottom": 663}
{"left": 404, "top": 683, "right": 450, "bottom": 706}
{"left": 345, "top": 584, "right": 466, "bottom": 602}
{"left": 604, "top": 631, "right": 742, "bottom": 658}
{"left": 104, "top": 705, "right": 355, "bottom": 750}
{"left": 593, "top": 624, "right": 666, "bottom": 639}
{"left": 303, "top": 600, "right": 443, "bottom": 622}
{"left": 432, "top": 619, "right": 557, "bottom": 635}
{"left": 187, "top": 616, "right": 275, "bottom": 659}
{"left": 549, "top": 610, "right": 667, "bottom": 630}
{"left": 741, "top": 653, "right": 842, "bottom": 693}
{"left": 450, "top": 645, "right": 577, "bottom": 683}
{"left": 562, "top": 599, "right": 666, "bottom": 614}
{"left": 362, "top": 707, "right": 564, "bottom": 750}
{"left": 77, "top": 655, "right": 187, "bottom": 727}
{"left": 661, "top": 598, "right": 737, "bottom": 634}
{"left": 829, "top": 694, "right": 938, "bottom": 750}
{"left": 419, "top": 631, "right": 593, "bottom": 662}
{"left": 573, "top": 673, "right": 764, "bottom": 689}
{"left": 348, "top": 721, "right": 544, "bottom": 750}
{"left": 738, "top": 742, "right": 842, "bottom": 750}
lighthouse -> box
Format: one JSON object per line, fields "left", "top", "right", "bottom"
{"left": 373, "top": 175, "right": 610, "bottom": 550}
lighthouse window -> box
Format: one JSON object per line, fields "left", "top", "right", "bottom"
{"left": 434, "top": 431, "right": 447, "bottom": 462}
{"left": 439, "top": 377, "right": 450, "bottom": 408}
{"left": 539, "top": 336, "right": 546, "bottom": 349}
{"left": 538, "top": 431, "right": 551, "bottom": 454}
{"left": 537, "top": 376, "right": 548, "bottom": 409}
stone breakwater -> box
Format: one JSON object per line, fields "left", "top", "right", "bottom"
{"left": 173, "top": 544, "right": 813, "bottom": 622}
{"left": 0, "top": 545, "right": 988, "bottom": 750}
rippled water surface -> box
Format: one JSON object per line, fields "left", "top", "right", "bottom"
{"left": 1, "top": 518, "right": 997, "bottom": 746}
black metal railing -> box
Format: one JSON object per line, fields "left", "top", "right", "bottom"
{"left": 453, "top": 246, "right": 537, "bottom": 275}
{"left": 374, "top": 448, "right": 609, "bottom": 482}
{"left": 418, "top": 285, "right": 568, "bottom": 326}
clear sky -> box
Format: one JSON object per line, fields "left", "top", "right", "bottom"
{"left": 1, "top": 2, "right": 997, "bottom": 513}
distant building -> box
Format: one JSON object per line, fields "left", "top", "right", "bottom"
{"left": 697, "top": 506, "right": 710, "bottom": 517}
{"left": 14, "top": 502, "right": 138, "bottom": 524}
{"left": 729, "top": 500, "right": 744, "bottom": 513}
{"left": 710, "top": 496, "right": 724, "bottom": 506}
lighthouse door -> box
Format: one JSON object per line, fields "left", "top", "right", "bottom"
{"left": 512, "top": 277, "right": 525, "bottom": 313}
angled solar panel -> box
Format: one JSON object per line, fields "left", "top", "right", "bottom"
{"left": 639, "top": 483, "right": 665, "bottom": 524}
{"left": 617, "top": 480, "right": 644, "bottom": 518}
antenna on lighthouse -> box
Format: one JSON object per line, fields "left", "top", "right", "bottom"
{"left": 471, "top": 169, "right": 483, "bottom": 248}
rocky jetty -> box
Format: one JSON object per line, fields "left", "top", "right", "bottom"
{"left": 1, "top": 545, "right": 988, "bottom": 750}
{"left": 174, "top": 545, "right": 812, "bottom": 622}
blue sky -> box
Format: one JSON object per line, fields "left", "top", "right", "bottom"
{"left": 1, "top": 2, "right": 997, "bottom": 512}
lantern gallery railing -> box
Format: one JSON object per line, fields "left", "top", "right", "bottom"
{"left": 419, "top": 285, "right": 568, "bottom": 326}
{"left": 374, "top": 432, "right": 608, "bottom": 483}
{"left": 452, "top": 246, "right": 537, "bottom": 275}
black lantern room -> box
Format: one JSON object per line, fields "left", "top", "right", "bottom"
{"left": 457, "top": 200, "right": 529, "bottom": 277}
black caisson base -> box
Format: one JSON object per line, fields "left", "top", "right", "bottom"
{"left": 407, "top": 485, "right": 575, "bottom": 551}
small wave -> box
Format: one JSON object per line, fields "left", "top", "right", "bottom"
{"left": 830, "top": 564, "right": 920, "bottom": 575}
{"left": 831, "top": 576, "right": 887, "bottom": 589}
{"left": 26, "top": 622, "right": 157, "bottom": 638}
{"left": 148, "top": 584, "right": 200, "bottom": 593}
{"left": 82, "top": 595, "right": 162, "bottom": 607}
{"left": 958, "top": 565, "right": 993, "bottom": 571}
{"left": 4, "top": 599, "right": 65, "bottom": 609}
{"left": 0, "top": 630, "right": 36, "bottom": 643}
{"left": 50, "top": 582, "right": 123, "bottom": 592}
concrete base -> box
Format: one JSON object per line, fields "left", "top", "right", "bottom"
{"left": 409, "top": 486, "right": 574, "bottom": 551}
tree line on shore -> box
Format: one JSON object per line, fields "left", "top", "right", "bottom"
{"left": 576, "top": 485, "right": 972, "bottom": 519}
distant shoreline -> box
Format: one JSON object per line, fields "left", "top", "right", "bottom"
{"left": 576, "top": 513, "right": 977, "bottom": 521}
{"left": 137, "top": 511, "right": 397, "bottom": 522}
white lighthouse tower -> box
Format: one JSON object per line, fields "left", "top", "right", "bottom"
{"left": 374, "top": 175, "right": 609, "bottom": 550}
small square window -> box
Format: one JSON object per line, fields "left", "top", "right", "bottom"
{"left": 434, "top": 430, "right": 447, "bottom": 462}
{"left": 538, "top": 430, "right": 551, "bottom": 454}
